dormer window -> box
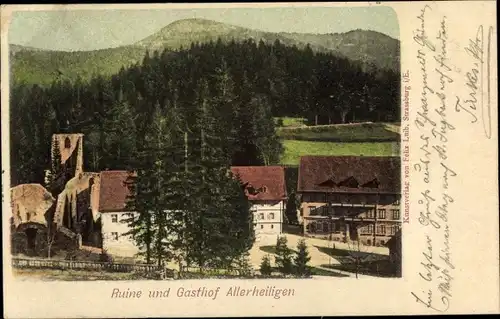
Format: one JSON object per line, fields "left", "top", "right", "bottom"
{"left": 318, "top": 179, "right": 336, "bottom": 188}
{"left": 338, "top": 176, "right": 359, "bottom": 188}
{"left": 64, "top": 137, "right": 71, "bottom": 148}
{"left": 247, "top": 185, "right": 267, "bottom": 195}
{"left": 247, "top": 186, "right": 257, "bottom": 195}
{"left": 362, "top": 178, "right": 380, "bottom": 189}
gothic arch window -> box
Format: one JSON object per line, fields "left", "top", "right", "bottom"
{"left": 64, "top": 137, "right": 71, "bottom": 148}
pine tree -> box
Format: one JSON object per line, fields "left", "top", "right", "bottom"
{"left": 260, "top": 255, "right": 273, "bottom": 276}
{"left": 284, "top": 192, "right": 299, "bottom": 225}
{"left": 251, "top": 94, "right": 283, "bottom": 165}
{"left": 124, "top": 107, "right": 186, "bottom": 266}
{"left": 124, "top": 153, "right": 154, "bottom": 263}
{"left": 275, "top": 236, "right": 293, "bottom": 275}
{"left": 294, "top": 238, "right": 311, "bottom": 277}
{"left": 180, "top": 77, "right": 254, "bottom": 270}
{"left": 101, "top": 94, "right": 137, "bottom": 170}
{"left": 211, "top": 58, "right": 239, "bottom": 165}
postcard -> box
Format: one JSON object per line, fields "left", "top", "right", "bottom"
{"left": 1, "top": 2, "right": 498, "bottom": 318}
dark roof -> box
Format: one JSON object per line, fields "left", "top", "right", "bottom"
{"left": 98, "top": 171, "right": 134, "bottom": 212}
{"left": 230, "top": 166, "right": 287, "bottom": 201}
{"left": 297, "top": 156, "right": 401, "bottom": 194}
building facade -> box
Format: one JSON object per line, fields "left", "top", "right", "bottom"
{"left": 101, "top": 210, "right": 140, "bottom": 258}
{"left": 97, "top": 170, "right": 140, "bottom": 258}
{"left": 298, "top": 156, "right": 401, "bottom": 247}
{"left": 231, "top": 166, "right": 287, "bottom": 244}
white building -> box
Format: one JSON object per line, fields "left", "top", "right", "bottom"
{"left": 98, "top": 171, "right": 141, "bottom": 258}
{"left": 101, "top": 211, "right": 140, "bottom": 258}
{"left": 231, "top": 166, "right": 287, "bottom": 245}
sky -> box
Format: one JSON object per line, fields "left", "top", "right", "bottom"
{"left": 8, "top": 6, "right": 399, "bottom": 51}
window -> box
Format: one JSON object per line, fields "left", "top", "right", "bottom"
{"left": 378, "top": 225, "right": 386, "bottom": 235}
{"left": 268, "top": 213, "right": 275, "bottom": 220}
{"left": 367, "top": 224, "right": 374, "bottom": 233}
{"left": 121, "top": 213, "right": 134, "bottom": 223}
{"left": 309, "top": 223, "right": 316, "bottom": 233}
{"left": 26, "top": 212, "right": 31, "bottom": 221}
{"left": 316, "top": 222, "right": 323, "bottom": 232}
{"left": 313, "top": 193, "right": 325, "bottom": 202}
{"left": 377, "top": 209, "right": 387, "bottom": 219}
{"left": 111, "top": 232, "right": 119, "bottom": 240}
{"left": 323, "top": 222, "right": 330, "bottom": 232}
{"left": 260, "top": 225, "right": 264, "bottom": 229}
{"left": 392, "top": 209, "right": 400, "bottom": 220}
{"left": 392, "top": 225, "right": 399, "bottom": 235}
{"left": 64, "top": 137, "right": 71, "bottom": 148}
{"left": 361, "top": 226, "right": 372, "bottom": 234}
{"left": 271, "top": 225, "right": 274, "bottom": 229}
{"left": 111, "top": 214, "right": 118, "bottom": 223}
{"left": 388, "top": 225, "right": 395, "bottom": 235}
{"left": 259, "top": 213, "right": 264, "bottom": 220}
{"left": 367, "top": 209, "right": 375, "bottom": 219}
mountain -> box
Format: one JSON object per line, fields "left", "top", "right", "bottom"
{"left": 9, "top": 18, "right": 399, "bottom": 86}
{"left": 136, "top": 19, "right": 399, "bottom": 71}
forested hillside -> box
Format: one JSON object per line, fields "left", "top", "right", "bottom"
{"left": 10, "top": 38, "right": 400, "bottom": 186}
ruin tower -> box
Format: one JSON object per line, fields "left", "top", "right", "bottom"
{"left": 48, "top": 134, "right": 84, "bottom": 192}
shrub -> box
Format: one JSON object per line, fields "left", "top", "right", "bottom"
{"left": 236, "top": 253, "right": 254, "bottom": 277}
{"left": 260, "top": 255, "right": 272, "bottom": 276}
{"left": 99, "top": 249, "right": 113, "bottom": 263}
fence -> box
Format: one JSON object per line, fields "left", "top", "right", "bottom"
{"left": 12, "top": 257, "right": 163, "bottom": 273}
{"left": 180, "top": 266, "right": 252, "bottom": 277}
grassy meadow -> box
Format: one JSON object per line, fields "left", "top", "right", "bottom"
{"left": 277, "top": 121, "right": 400, "bottom": 142}
{"left": 274, "top": 117, "right": 307, "bottom": 127}
{"left": 275, "top": 118, "right": 400, "bottom": 165}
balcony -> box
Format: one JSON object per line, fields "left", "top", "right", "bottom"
{"left": 327, "top": 202, "right": 377, "bottom": 208}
